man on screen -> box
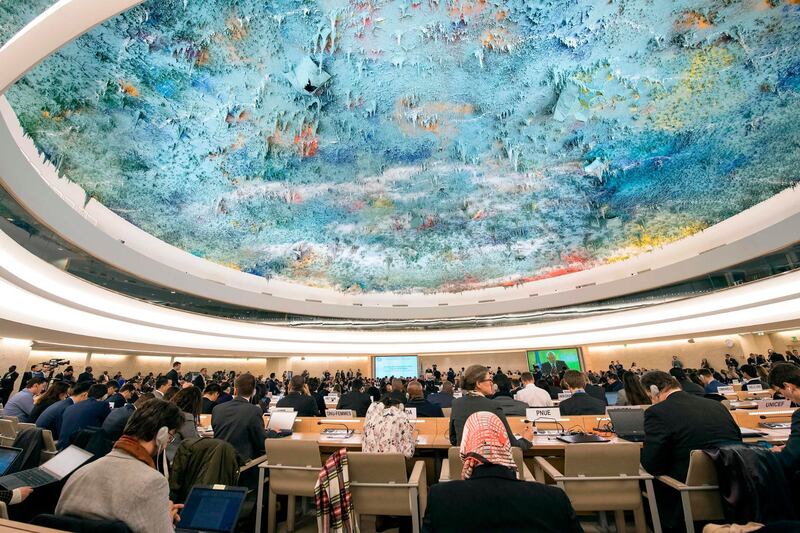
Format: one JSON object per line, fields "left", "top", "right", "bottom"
{"left": 540, "top": 352, "right": 568, "bottom": 376}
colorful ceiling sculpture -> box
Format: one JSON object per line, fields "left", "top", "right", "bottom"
{"left": 1, "top": 0, "right": 798, "bottom": 293}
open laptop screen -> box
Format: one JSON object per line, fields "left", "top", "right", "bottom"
{"left": 0, "top": 447, "right": 21, "bottom": 475}
{"left": 607, "top": 407, "right": 645, "bottom": 435}
{"left": 267, "top": 411, "right": 298, "bottom": 431}
{"left": 43, "top": 445, "right": 93, "bottom": 478}
{"left": 179, "top": 487, "right": 246, "bottom": 533}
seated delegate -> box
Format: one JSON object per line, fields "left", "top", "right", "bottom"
{"left": 56, "top": 399, "right": 184, "bottom": 532}
{"left": 449, "top": 365, "right": 531, "bottom": 449}
{"left": 424, "top": 411, "right": 582, "bottom": 532}
{"left": 767, "top": 363, "right": 800, "bottom": 476}
{"left": 640, "top": 370, "right": 742, "bottom": 531}
{"left": 211, "top": 373, "right": 267, "bottom": 462}
{"left": 558, "top": 371, "right": 606, "bottom": 415}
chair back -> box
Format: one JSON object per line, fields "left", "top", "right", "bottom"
{"left": 265, "top": 439, "right": 321, "bottom": 497}
{"left": 441, "top": 408, "right": 452, "bottom": 418}
{"left": 346, "top": 452, "right": 411, "bottom": 516}
{"left": 684, "top": 450, "right": 724, "bottom": 521}
{"left": 17, "top": 422, "right": 35, "bottom": 432}
{"left": 446, "top": 446, "right": 525, "bottom": 480}
{"left": 0, "top": 419, "right": 15, "bottom": 442}
{"left": 562, "top": 443, "right": 642, "bottom": 511}
{"left": 0, "top": 416, "right": 19, "bottom": 430}
{"left": 32, "top": 513, "right": 133, "bottom": 532}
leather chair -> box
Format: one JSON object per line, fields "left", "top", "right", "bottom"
{"left": 439, "top": 446, "right": 533, "bottom": 482}
{"left": 346, "top": 452, "right": 427, "bottom": 533}
{"left": 534, "top": 443, "right": 661, "bottom": 533}
{"left": 257, "top": 439, "right": 322, "bottom": 533}
{"left": 32, "top": 513, "right": 133, "bottom": 532}
{"left": 645, "top": 450, "right": 724, "bottom": 533}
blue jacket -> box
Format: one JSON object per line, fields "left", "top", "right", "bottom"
{"left": 36, "top": 397, "right": 74, "bottom": 439}
{"left": 4, "top": 389, "right": 35, "bottom": 422}
{"left": 101, "top": 404, "right": 136, "bottom": 441}
{"left": 57, "top": 398, "right": 111, "bottom": 449}
{"left": 704, "top": 380, "right": 724, "bottom": 394}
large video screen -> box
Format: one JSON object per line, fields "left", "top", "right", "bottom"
{"left": 374, "top": 356, "right": 419, "bottom": 378}
{"left": 527, "top": 348, "right": 582, "bottom": 374}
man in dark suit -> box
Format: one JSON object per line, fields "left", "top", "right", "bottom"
{"left": 640, "top": 371, "right": 741, "bottom": 531}
{"left": 491, "top": 374, "right": 528, "bottom": 416}
{"left": 276, "top": 375, "right": 319, "bottom": 416}
{"left": 384, "top": 378, "right": 407, "bottom": 404}
{"left": 449, "top": 365, "right": 531, "bottom": 449}
{"left": 427, "top": 381, "right": 454, "bottom": 408}
{"left": 308, "top": 377, "right": 327, "bottom": 417}
{"left": 604, "top": 373, "right": 624, "bottom": 393}
{"left": 585, "top": 375, "right": 609, "bottom": 404}
{"left": 767, "top": 364, "right": 800, "bottom": 476}
{"left": 539, "top": 352, "right": 568, "bottom": 377}
{"left": 201, "top": 383, "right": 220, "bottom": 414}
{"left": 669, "top": 368, "right": 705, "bottom": 396}
{"left": 57, "top": 384, "right": 112, "bottom": 449}
{"left": 192, "top": 368, "right": 207, "bottom": 390}
{"left": 405, "top": 381, "right": 444, "bottom": 417}
{"left": 336, "top": 378, "right": 372, "bottom": 417}
{"left": 106, "top": 383, "right": 134, "bottom": 408}
{"left": 768, "top": 349, "right": 786, "bottom": 364}
{"left": 165, "top": 361, "right": 181, "bottom": 387}
{"left": 18, "top": 364, "right": 37, "bottom": 391}
{"left": 212, "top": 374, "right": 267, "bottom": 462}
{"left": 558, "top": 371, "right": 606, "bottom": 415}
{"left": 0, "top": 365, "right": 18, "bottom": 405}
{"left": 36, "top": 381, "right": 90, "bottom": 439}
{"left": 102, "top": 392, "right": 153, "bottom": 441}
{"left": 740, "top": 364, "right": 763, "bottom": 391}
{"left": 76, "top": 366, "right": 94, "bottom": 384}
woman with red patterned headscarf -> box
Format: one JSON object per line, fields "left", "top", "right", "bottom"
{"left": 423, "top": 411, "right": 583, "bottom": 532}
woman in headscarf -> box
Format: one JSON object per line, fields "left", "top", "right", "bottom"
{"left": 423, "top": 411, "right": 583, "bottom": 532}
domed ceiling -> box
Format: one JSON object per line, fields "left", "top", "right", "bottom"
{"left": 1, "top": 0, "right": 799, "bottom": 294}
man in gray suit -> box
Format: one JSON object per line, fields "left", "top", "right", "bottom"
{"left": 211, "top": 373, "right": 267, "bottom": 462}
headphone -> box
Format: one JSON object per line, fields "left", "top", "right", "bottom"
{"left": 156, "top": 426, "right": 169, "bottom": 453}
{"left": 649, "top": 384, "right": 660, "bottom": 399}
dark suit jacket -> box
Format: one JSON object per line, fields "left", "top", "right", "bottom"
{"left": 385, "top": 390, "right": 408, "bottom": 404}
{"left": 491, "top": 396, "right": 528, "bottom": 416}
{"left": 106, "top": 393, "right": 126, "bottom": 409}
{"left": 276, "top": 392, "right": 319, "bottom": 416}
{"left": 427, "top": 392, "right": 453, "bottom": 408}
{"left": 540, "top": 360, "right": 568, "bottom": 376}
{"left": 35, "top": 397, "right": 73, "bottom": 439}
{"left": 679, "top": 379, "right": 705, "bottom": 396}
{"left": 641, "top": 391, "right": 742, "bottom": 528}
{"left": 558, "top": 392, "right": 606, "bottom": 416}
{"left": 312, "top": 391, "right": 327, "bottom": 417}
{"left": 336, "top": 391, "right": 372, "bottom": 417}
{"left": 76, "top": 372, "right": 93, "bottom": 383}
{"left": 101, "top": 403, "right": 135, "bottom": 441}
{"left": 642, "top": 391, "right": 741, "bottom": 482}
{"left": 201, "top": 397, "right": 216, "bottom": 415}
{"left": 585, "top": 384, "right": 608, "bottom": 403}
{"left": 192, "top": 374, "right": 206, "bottom": 390}
{"left": 57, "top": 398, "right": 111, "bottom": 449}
{"left": 742, "top": 379, "right": 764, "bottom": 392}
{"left": 422, "top": 464, "right": 582, "bottom": 533}
{"left": 449, "top": 395, "right": 530, "bottom": 449}
{"left": 18, "top": 371, "right": 32, "bottom": 391}
{"left": 165, "top": 369, "right": 180, "bottom": 387}
{"left": 777, "top": 409, "right": 800, "bottom": 473}
{"left": 211, "top": 397, "right": 267, "bottom": 462}
{"left": 406, "top": 398, "right": 444, "bottom": 418}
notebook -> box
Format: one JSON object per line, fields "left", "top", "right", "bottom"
{"left": 176, "top": 486, "right": 247, "bottom": 533}
{"left": 0, "top": 445, "right": 92, "bottom": 489}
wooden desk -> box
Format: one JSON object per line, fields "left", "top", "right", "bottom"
{"left": 0, "top": 519, "right": 68, "bottom": 532}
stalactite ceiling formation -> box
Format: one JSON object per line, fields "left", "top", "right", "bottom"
{"left": 1, "top": 0, "right": 798, "bottom": 293}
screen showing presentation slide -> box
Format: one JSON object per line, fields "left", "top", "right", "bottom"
{"left": 527, "top": 348, "right": 582, "bottom": 373}
{"left": 373, "top": 356, "right": 419, "bottom": 378}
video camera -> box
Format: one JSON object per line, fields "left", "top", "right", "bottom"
{"left": 42, "top": 358, "right": 70, "bottom": 367}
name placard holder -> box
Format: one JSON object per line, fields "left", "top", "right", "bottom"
{"left": 717, "top": 386, "right": 735, "bottom": 395}
{"left": 404, "top": 407, "right": 417, "bottom": 420}
{"left": 526, "top": 407, "right": 561, "bottom": 422}
{"left": 326, "top": 409, "right": 355, "bottom": 418}
{"left": 557, "top": 392, "right": 573, "bottom": 402}
{"left": 755, "top": 399, "right": 790, "bottom": 410}
{"left": 747, "top": 384, "right": 764, "bottom": 392}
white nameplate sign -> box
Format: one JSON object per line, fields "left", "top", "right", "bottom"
{"left": 272, "top": 407, "right": 295, "bottom": 413}
{"left": 756, "top": 399, "right": 790, "bottom": 410}
{"left": 717, "top": 386, "right": 735, "bottom": 395}
{"left": 557, "top": 392, "right": 573, "bottom": 402}
{"left": 731, "top": 380, "right": 741, "bottom": 385}
{"left": 747, "top": 384, "right": 763, "bottom": 392}
{"left": 453, "top": 392, "right": 463, "bottom": 398}
{"left": 324, "top": 396, "right": 339, "bottom": 404}
{"left": 326, "top": 409, "right": 354, "bottom": 418}
{"left": 527, "top": 407, "right": 561, "bottom": 421}
{"left": 404, "top": 407, "right": 417, "bottom": 419}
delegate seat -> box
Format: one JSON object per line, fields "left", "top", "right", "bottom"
{"left": 439, "top": 446, "right": 533, "bottom": 482}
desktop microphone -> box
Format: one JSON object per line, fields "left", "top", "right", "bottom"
{"left": 316, "top": 421, "right": 354, "bottom": 437}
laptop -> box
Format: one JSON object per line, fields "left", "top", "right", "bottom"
{"left": 607, "top": 407, "right": 646, "bottom": 442}
{"left": 0, "top": 445, "right": 92, "bottom": 489}
{"left": 739, "top": 427, "right": 768, "bottom": 438}
{"left": 266, "top": 410, "right": 298, "bottom": 438}
{"left": 176, "top": 486, "right": 247, "bottom": 533}
{"left": 557, "top": 434, "right": 609, "bottom": 444}
{"left": 0, "top": 446, "right": 22, "bottom": 476}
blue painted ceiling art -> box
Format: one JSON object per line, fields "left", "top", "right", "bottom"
{"left": 1, "top": 0, "right": 798, "bottom": 293}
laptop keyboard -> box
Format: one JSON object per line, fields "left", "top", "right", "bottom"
{"left": 14, "top": 469, "right": 54, "bottom": 486}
